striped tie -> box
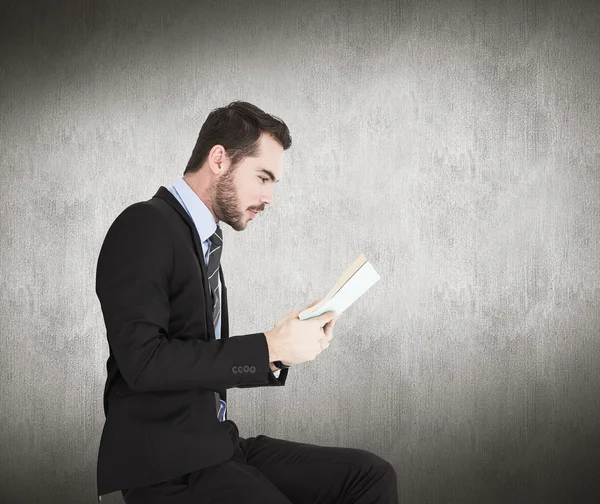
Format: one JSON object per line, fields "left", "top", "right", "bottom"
{"left": 207, "top": 225, "right": 223, "bottom": 330}
{"left": 207, "top": 225, "right": 226, "bottom": 421}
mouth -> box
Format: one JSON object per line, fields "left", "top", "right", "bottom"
{"left": 248, "top": 210, "right": 259, "bottom": 218}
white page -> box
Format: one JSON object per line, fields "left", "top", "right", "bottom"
{"left": 299, "top": 262, "right": 381, "bottom": 322}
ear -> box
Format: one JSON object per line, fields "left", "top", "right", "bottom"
{"left": 207, "top": 145, "right": 231, "bottom": 176}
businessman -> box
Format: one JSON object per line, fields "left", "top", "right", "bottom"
{"left": 95, "top": 101, "right": 398, "bottom": 503}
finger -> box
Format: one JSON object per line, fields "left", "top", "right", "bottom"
{"left": 293, "top": 300, "right": 320, "bottom": 321}
{"left": 324, "top": 315, "right": 338, "bottom": 330}
{"left": 315, "top": 310, "right": 337, "bottom": 325}
{"left": 323, "top": 319, "right": 335, "bottom": 340}
{"left": 278, "top": 308, "right": 301, "bottom": 325}
{"left": 305, "top": 299, "right": 320, "bottom": 310}
{"left": 289, "top": 308, "right": 302, "bottom": 318}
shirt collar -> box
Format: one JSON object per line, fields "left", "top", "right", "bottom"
{"left": 172, "top": 175, "right": 219, "bottom": 243}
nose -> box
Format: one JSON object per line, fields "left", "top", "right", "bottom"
{"left": 261, "top": 186, "right": 274, "bottom": 207}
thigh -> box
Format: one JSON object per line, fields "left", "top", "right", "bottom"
{"left": 122, "top": 461, "right": 293, "bottom": 504}
{"left": 122, "top": 473, "right": 191, "bottom": 504}
{"left": 241, "top": 435, "right": 398, "bottom": 504}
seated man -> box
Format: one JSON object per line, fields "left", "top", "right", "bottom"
{"left": 95, "top": 100, "right": 398, "bottom": 503}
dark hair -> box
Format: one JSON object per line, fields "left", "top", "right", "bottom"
{"left": 184, "top": 101, "right": 292, "bottom": 174}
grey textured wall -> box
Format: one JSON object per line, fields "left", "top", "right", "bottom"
{"left": 1, "top": 0, "right": 599, "bottom": 502}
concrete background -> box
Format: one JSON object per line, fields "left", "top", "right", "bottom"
{"left": 1, "top": 0, "right": 599, "bottom": 502}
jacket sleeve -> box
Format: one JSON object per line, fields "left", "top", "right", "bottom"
{"left": 235, "top": 365, "right": 289, "bottom": 388}
{"left": 96, "top": 202, "right": 287, "bottom": 393}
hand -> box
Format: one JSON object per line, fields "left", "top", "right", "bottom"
{"left": 265, "top": 300, "right": 337, "bottom": 366}
{"left": 269, "top": 300, "right": 320, "bottom": 370}
{"left": 302, "top": 300, "right": 340, "bottom": 351}
{"left": 320, "top": 312, "right": 340, "bottom": 351}
{"left": 298, "top": 299, "right": 340, "bottom": 350}
{"left": 272, "top": 299, "right": 320, "bottom": 329}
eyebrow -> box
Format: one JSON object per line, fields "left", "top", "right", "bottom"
{"left": 258, "top": 168, "right": 280, "bottom": 183}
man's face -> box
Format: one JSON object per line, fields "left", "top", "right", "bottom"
{"left": 213, "top": 133, "right": 284, "bottom": 231}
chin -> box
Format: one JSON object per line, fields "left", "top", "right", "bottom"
{"left": 229, "top": 219, "right": 247, "bottom": 232}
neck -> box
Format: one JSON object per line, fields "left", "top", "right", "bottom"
{"left": 183, "top": 171, "right": 218, "bottom": 222}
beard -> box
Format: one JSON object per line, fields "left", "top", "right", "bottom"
{"left": 213, "top": 165, "right": 247, "bottom": 231}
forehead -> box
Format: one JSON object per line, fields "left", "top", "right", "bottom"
{"left": 256, "top": 133, "right": 283, "bottom": 159}
{"left": 246, "top": 133, "right": 284, "bottom": 176}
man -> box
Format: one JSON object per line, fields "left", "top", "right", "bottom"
{"left": 95, "top": 101, "right": 398, "bottom": 503}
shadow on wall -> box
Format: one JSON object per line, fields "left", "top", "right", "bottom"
{"left": 393, "top": 335, "right": 600, "bottom": 504}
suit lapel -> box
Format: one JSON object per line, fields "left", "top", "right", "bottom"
{"left": 153, "top": 186, "right": 221, "bottom": 340}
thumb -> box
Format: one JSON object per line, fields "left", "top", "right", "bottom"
{"left": 306, "top": 299, "right": 320, "bottom": 309}
{"left": 315, "top": 310, "right": 337, "bottom": 324}
{"left": 296, "top": 300, "right": 320, "bottom": 318}
{"left": 286, "top": 308, "right": 302, "bottom": 320}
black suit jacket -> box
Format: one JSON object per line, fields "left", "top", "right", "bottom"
{"left": 94, "top": 186, "right": 289, "bottom": 498}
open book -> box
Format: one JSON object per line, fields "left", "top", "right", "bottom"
{"left": 298, "top": 253, "right": 381, "bottom": 322}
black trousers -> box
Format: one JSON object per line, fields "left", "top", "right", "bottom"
{"left": 122, "top": 420, "right": 398, "bottom": 503}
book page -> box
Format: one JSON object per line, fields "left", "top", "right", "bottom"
{"left": 298, "top": 256, "right": 380, "bottom": 322}
{"left": 298, "top": 253, "right": 366, "bottom": 318}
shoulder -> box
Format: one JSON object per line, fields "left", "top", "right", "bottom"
{"left": 96, "top": 200, "right": 174, "bottom": 294}
{"left": 99, "top": 200, "right": 173, "bottom": 257}
{"left": 110, "top": 200, "right": 170, "bottom": 233}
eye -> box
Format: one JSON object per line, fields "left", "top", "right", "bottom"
{"left": 259, "top": 177, "right": 268, "bottom": 183}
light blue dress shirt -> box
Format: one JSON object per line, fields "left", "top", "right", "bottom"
{"left": 168, "top": 176, "right": 223, "bottom": 340}
{"left": 167, "top": 176, "right": 280, "bottom": 408}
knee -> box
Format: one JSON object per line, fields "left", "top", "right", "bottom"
{"left": 356, "top": 450, "right": 397, "bottom": 480}
{"left": 374, "top": 456, "right": 397, "bottom": 483}
{"left": 349, "top": 450, "right": 398, "bottom": 500}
